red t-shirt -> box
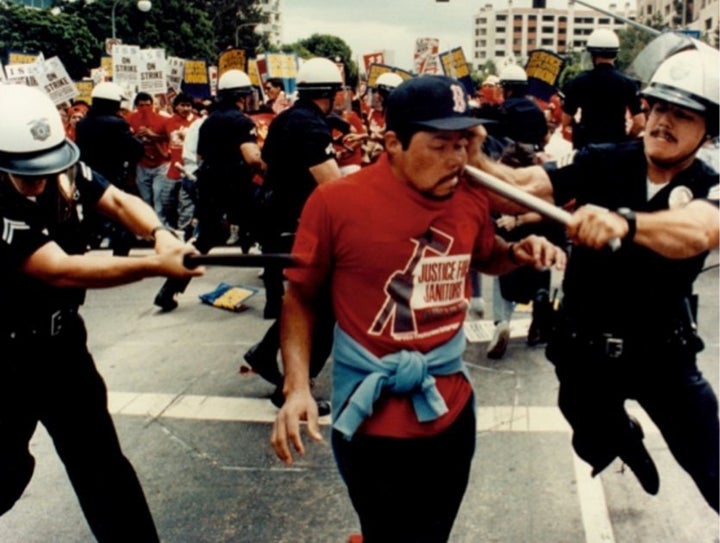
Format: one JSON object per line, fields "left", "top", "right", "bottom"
{"left": 127, "top": 106, "right": 170, "bottom": 168}
{"left": 165, "top": 112, "right": 198, "bottom": 180}
{"left": 287, "top": 153, "right": 496, "bottom": 438}
{"left": 333, "top": 110, "right": 367, "bottom": 169}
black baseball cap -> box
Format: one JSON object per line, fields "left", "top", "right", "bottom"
{"left": 386, "top": 75, "right": 488, "bottom": 132}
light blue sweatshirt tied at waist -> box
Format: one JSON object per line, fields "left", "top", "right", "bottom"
{"left": 331, "top": 325, "right": 472, "bottom": 439}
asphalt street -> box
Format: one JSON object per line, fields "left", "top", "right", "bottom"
{"left": 0, "top": 247, "right": 718, "bottom": 543}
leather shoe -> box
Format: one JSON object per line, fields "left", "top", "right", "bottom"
{"left": 243, "top": 343, "right": 282, "bottom": 386}
{"left": 154, "top": 285, "right": 178, "bottom": 312}
{"left": 619, "top": 417, "right": 660, "bottom": 495}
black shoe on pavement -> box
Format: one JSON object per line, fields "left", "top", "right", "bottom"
{"left": 243, "top": 343, "right": 283, "bottom": 386}
{"left": 154, "top": 285, "right": 178, "bottom": 312}
{"left": 619, "top": 417, "right": 660, "bottom": 495}
{"left": 270, "top": 385, "right": 331, "bottom": 417}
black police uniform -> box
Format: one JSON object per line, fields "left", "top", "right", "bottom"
{"left": 153, "top": 102, "right": 259, "bottom": 308}
{"left": 491, "top": 94, "right": 564, "bottom": 340}
{"left": 545, "top": 140, "right": 719, "bottom": 510}
{"left": 75, "top": 105, "right": 144, "bottom": 255}
{"left": 561, "top": 64, "right": 644, "bottom": 148}
{"left": 195, "top": 102, "right": 259, "bottom": 253}
{"left": 258, "top": 98, "right": 337, "bottom": 317}
{"left": 0, "top": 164, "right": 159, "bottom": 541}
{"left": 246, "top": 99, "right": 337, "bottom": 388}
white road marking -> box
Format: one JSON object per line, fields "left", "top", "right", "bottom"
{"left": 108, "top": 392, "right": 660, "bottom": 543}
{"left": 108, "top": 391, "right": 659, "bottom": 433}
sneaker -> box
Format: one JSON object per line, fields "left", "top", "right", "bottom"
{"left": 270, "top": 385, "right": 331, "bottom": 417}
{"left": 470, "top": 297, "right": 485, "bottom": 318}
{"left": 487, "top": 321, "right": 510, "bottom": 359}
{"left": 242, "top": 343, "right": 283, "bottom": 386}
{"left": 154, "top": 285, "right": 178, "bottom": 312}
{"left": 619, "top": 416, "right": 660, "bottom": 495}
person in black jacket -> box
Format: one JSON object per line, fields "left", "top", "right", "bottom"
{"left": 75, "top": 82, "right": 144, "bottom": 255}
{"left": 561, "top": 28, "right": 645, "bottom": 149}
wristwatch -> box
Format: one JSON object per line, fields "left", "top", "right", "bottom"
{"left": 616, "top": 207, "right": 636, "bottom": 243}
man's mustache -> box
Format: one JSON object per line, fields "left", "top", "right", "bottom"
{"left": 650, "top": 127, "right": 677, "bottom": 143}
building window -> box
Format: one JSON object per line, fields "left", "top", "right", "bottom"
{"left": 542, "top": 25, "right": 554, "bottom": 32}
{"left": 541, "top": 38, "right": 554, "bottom": 45}
{"left": 542, "top": 15, "right": 554, "bottom": 21}
{"left": 599, "top": 17, "right": 611, "bottom": 24}
{"left": 495, "top": 38, "right": 506, "bottom": 45}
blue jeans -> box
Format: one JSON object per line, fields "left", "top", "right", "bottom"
{"left": 135, "top": 163, "right": 172, "bottom": 226}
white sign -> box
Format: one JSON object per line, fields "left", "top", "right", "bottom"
{"left": 42, "top": 56, "right": 79, "bottom": 105}
{"left": 166, "top": 56, "right": 185, "bottom": 91}
{"left": 138, "top": 48, "right": 167, "bottom": 95}
{"left": 112, "top": 44, "right": 141, "bottom": 88}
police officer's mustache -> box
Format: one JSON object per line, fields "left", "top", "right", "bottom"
{"left": 650, "top": 127, "right": 677, "bottom": 143}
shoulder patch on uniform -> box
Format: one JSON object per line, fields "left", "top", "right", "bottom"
{"left": 556, "top": 150, "right": 577, "bottom": 168}
{"left": 708, "top": 184, "right": 720, "bottom": 201}
{"left": 79, "top": 161, "right": 93, "bottom": 181}
{"left": 2, "top": 218, "right": 30, "bottom": 244}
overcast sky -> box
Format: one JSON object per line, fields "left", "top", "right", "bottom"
{"left": 282, "top": 0, "right": 618, "bottom": 71}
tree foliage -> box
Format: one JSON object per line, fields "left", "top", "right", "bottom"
{"left": 291, "top": 33, "right": 359, "bottom": 88}
{"left": 0, "top": 2, "right": 97, "bottom": 80}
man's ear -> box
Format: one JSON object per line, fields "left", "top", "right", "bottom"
{"left": 384, "top": 130, "right": 401, "bottom": 154}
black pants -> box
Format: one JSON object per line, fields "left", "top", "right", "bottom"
{"left": 332, "top": 398, "right": 476, "bottom": 543}
{"left": 0, "top": 314, "right": 159, "bottom": 542}
{"left": 548, "top": 335, "right": 719, "bottom": 511}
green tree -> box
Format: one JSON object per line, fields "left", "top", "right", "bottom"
{"left": 0, "top": 2, "right": 97, "bottom": 80}
{"left": 53, "top": 0, "right": 218, "bottom": 65}
{"left": 290, "top": 33, "right": 359, "bottom": 89}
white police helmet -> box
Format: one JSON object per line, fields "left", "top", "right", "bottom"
{"left": 586, "top": 28, "right": 619, "bottom": 56}
{"left": 375, "top": 72, "right": 404, "bottom": 92}
{"left": 642, "top": 47, "right": 720, "bottom": 136}
{"left": 0, "top": 84, "right": 80, "bottom": 176}
{"left": 91, "top": 82, "right": 126, "bottom": 102}
{"left": 296, "top": 58, "right": 343, "bottom": 95}
{"left": 499, "top": 65, "right": 528, "bottom": 84}
{"left": 218, "top": 69, "right": 253, "bottom": 93}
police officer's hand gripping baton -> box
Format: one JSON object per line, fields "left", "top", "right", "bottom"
{"left": 183, "top": 253, "right": 300, "bottom": 269}
{"left": 463, "top": 164, "right": 621, "bottom": 251}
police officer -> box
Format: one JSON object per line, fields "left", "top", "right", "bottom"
{"left": 495, "top": 64, "right": 549, "bottom": 157}
{"left": 561, "top": 28, "right": 646, "bottom": 149}
{"left": 363, "top": 71, "right": 404, "bottom": 164}
{"left": 476, "top": 47, "right": 720, "bottom": 511}
{"left": 75, "top": 82, "right": 144, "bottom": 255}
{"left": 0, "top": 84, "right": 203, "bottom": 541}
{"left": 485, "top": 64, "right": 561, "bottom": 356}
{"left": 153, "top": 69, "right": 264, "bottom": 311}
{"left": 244, "top": 57, "right": 344, "bottom": 413}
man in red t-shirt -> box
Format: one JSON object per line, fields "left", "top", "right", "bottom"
{"left": 127, "top": 92, "right": 172, "bottom": 227}
{"left": 271, "top": 75, "right": 566, "bottom": 542}
{"left": 163, "top": 93, "right": 198, "bottom": 232}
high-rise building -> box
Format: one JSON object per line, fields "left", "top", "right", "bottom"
{"left": 636, "top": 0, "right": 718, "bottom": 45}
{"left": 472, "top": 1, "right": 636, "bottom": 70}
{"left": 258, "top": 0, "right": 283, "bottom": 48}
